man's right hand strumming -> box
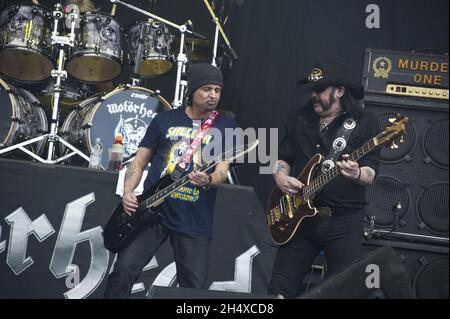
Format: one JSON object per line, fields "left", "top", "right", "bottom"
{"left": 122, "top": 192, "right": 139, "bottom": 215}
{"left": 276, "top": 175, "right": 304, "bottom": 196}
{"left": 274, "top": 160, "right": 304, "bottom": 196}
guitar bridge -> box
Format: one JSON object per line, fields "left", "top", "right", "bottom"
{"left": 268, "top": 207, "right": 282, "bottom": 226}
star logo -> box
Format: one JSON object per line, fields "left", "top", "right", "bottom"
{"left": 373, "top": 57, "right": 392, "bottom": 79}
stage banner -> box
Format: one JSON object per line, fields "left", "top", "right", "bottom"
{"left": 0, "top": 159, "right": 276, "bottom": 299}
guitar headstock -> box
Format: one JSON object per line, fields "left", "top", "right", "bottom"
{"left": 222, "top": 139, "right": 259, "bottom": 163}
{"left": 199, "top": 139, "right": 259, "bottom": 173}
{"left": 374, "top": 115, "right": 408, "bottom": 148}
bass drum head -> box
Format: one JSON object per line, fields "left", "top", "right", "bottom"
{"left": 0, "top": 79, "right": 15, "bottom": 147}
{"left": 0, "top": 78, "right": 48, "bottom": 157}
{"left": 61, "top": 86, "right": 171, "bottom": 168}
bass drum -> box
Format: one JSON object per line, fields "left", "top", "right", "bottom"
{"left": 60, "top": 86, "right": 171, "bottom": 168}
{"left": 0, "top": 78, "right": 48, "bottom": 157}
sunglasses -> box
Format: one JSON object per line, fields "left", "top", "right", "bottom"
{"left": 312, "top": 86, "right": 328, "bottom": 93}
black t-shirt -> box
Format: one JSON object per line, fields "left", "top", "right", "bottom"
{"left": 278, "top": 105, "right": 381, "bottom": 211}
{"left": 139, "top": 107, "right": 238, "bottom": 239}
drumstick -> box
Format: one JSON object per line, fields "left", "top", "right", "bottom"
{"left": 111, "top": 4, "right": 117, "bottom": 16}
{"left": 31, "top": 0, "right": 40, "bottom": 4}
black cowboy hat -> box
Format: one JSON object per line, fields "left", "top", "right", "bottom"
{"left": 297, "top": 60, "right": 364, "bottom": 100}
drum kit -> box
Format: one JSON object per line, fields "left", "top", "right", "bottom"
{"left": 0, "top": 0, "right": 236, "bottom": 168}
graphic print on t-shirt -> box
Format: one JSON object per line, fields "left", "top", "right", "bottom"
{"left": 161, "top": 125, "right": 214, "bottom": 203}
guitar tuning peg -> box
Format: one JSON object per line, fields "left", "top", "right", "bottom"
{"left": 400, "top": 135, "right": 405, "bottom": 143}
{"left": 390, "top": 141, "right": 399, "bottom": 149}
{"left": 388, "top": 118, "right": 396, "bottom": 124}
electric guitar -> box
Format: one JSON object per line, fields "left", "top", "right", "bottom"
{"left": 266, "top": 116, "right": 408, "bottom": 245}
{"left": 103, "top": 140, "right": 259, "bottom": 253}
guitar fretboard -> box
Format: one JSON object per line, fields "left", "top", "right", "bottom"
{"left": 300, "top": 138, "right": 377, "bottom": 200}
{"left": 142, "top": 160, "right": 217, "bottom": 209}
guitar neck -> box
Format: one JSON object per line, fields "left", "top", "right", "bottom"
{"left": 140, "top": 140, "right": 259, "bottom": 209}
{"left": 302, "top": 137, "right": 378, "bottom": 199}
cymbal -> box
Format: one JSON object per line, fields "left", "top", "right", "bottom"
{"left": 172, "top": 38, "right": 213, "bottom": 62}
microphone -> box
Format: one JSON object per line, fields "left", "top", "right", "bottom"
{"left": 64, "top": 4, "right": 81, "bottom": 29}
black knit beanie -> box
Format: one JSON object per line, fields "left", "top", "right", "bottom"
{"left": 186, "top": 63, "right": 223, "bottom": 97}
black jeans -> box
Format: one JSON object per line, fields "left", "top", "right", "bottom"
{"left": 104, "top": 224, "right": 211, "bottom": 299}
{"left": 268, "top": 209, "right": 364, "bottom": 298}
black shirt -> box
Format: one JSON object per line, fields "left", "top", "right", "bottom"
{"left": 139, "top": 107, "right": 238, "bottom": 239}
{"left": 278, "top": 105, "right": 381, "bottom": 211}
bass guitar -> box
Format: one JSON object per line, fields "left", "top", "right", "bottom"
{"left": 266, "top": 116, "right": 408, "bottom": 245}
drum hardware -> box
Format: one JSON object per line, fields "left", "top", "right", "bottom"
{"left": 109, "top": 0, "right": 206, "bottom": 108}
{"left": 172, "top": 38, "right": 213, "bottom": 63}
{"left": 202, "top": 0, "right": 238, "bottom": 66}
{"left": 0, "top": 78, "right": 48, "bottom": 156}
{"left": 0, "top": 4, "right": 90, "bottom": 164}
{"left": 131, "top": 77, "right": 141, "bottom": 86}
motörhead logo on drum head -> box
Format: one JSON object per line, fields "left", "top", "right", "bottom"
{"left": 61, "top": 86, "right": 171, "bottom": 168}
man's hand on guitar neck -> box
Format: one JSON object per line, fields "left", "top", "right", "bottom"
{"left": 336, "top": 154, "right": 361, "bottom": 182}
{"left": 336, "top": 154, "right": 376, "bottom": 186}
{"left": 274, "top": 160, "right": 304, "bottom": 196}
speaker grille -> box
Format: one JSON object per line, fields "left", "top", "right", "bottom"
{"left": 376, "top": 112, "right": 416, "bottom": 163}
{"left": 366, "top": 175, "right": 410, "bottom": 227}
{"left": 416, "top": 182, "right": 449, "bottom": 235}
{"left": 414, "top": 258, "right": 449, "bottom": 299}
{"left": 423, "top": 119, "right": 449, "bottom": 169}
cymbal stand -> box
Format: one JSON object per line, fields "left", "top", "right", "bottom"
{"left": 0, "top": 4, "right": 90, "bottom": 164}
{"left": 110, "top": 0, "right": 206, "bottom": 108}
{"left": 203, "top": 0, "right": 238, "bottom": 66}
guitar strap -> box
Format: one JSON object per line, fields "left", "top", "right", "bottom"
{"left": 316, "top": 117, "right": 357, "bottom": 219}
{"left": 320, "top": 117, "right": 357, "bottom": 175}
{"left": 171, "top": 110, "right": 220, "bottom": 180}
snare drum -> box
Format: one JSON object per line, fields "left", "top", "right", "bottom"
{"left": 67, "top": 12, "right": 123, "bottom": 83}
{"left": 127, "top": 20, "right": 173, "bottom": 77}
{"left": 0, "top": 78, "right": 48, "bottom": 156}
{"left": 60, "top": 86, "right": 171, "bottom": 167}
{"left": 0, "top": 5, "right": 54, "bottom": 82}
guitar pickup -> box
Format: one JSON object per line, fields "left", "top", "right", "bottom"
{"left": 285, "top": 196, "right": 295, "bottom": 219}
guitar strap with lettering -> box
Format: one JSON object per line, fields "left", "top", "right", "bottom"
{"left": 171, "top": 110, "right": 220, "bottom": 180}
{"left": 320, "top": 117, "right": 357, "bottom": 174}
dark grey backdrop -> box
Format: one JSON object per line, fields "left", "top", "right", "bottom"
{"left": 1, "top": 0, "right": 449, "bottom": 205}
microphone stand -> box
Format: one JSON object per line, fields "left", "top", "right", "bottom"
{"left": 202, "top": 0, "right": 238, "bottom": 66}
{"left": 110, "top": 0, "right": 206, "bottom": 109}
